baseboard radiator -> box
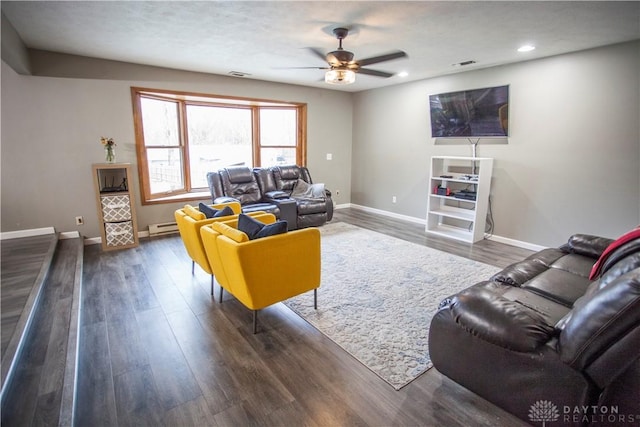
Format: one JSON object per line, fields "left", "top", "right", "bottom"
{"left": 148, "top": 221, "right": 179, "bottom": 237}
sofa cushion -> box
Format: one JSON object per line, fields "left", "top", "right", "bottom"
{"left": 491, "top": 259, "right": 549, "bottom": 287}
{"left": 198, "top": 203, "right": 234, "bottom": 219}
{"left": 277, "top": 165, "right": 301, "bottom": 180}
{"left": 238, "top": 213, "right": 287, "bottom": 240}
{"left": 226, "top": 167, "right": 254, "bottom": 184}
{"left": 549, "top": 254, "right": 594, "bottom": 278}
{"left": 522, "top": 268, "right": 592, "bottom": 307}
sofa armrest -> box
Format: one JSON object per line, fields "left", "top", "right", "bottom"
{"left": 442, "top": 286, "right": 555, "bottom": 352}
{"left": 214, "top": 196, "right": 239, "bottom": 205}
{"left": 559, "top": 269, "right": 640, "bottom": 370}
{"left": 563, "top": 234, "right": 614, "bottom": 259}
{"left": 263, "top": 190, "right": 290, "bottom": 200}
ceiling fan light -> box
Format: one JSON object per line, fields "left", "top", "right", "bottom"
{"left": 325, "top": 69, "right": 356, "bottom": 85}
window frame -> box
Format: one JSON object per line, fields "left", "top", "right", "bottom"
{"left": 131, "top": 87, "right": 307, "bottom": 205}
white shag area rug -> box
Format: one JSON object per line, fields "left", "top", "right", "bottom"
{"left": 283, "top": 221, "right": 501, "bottom": 390}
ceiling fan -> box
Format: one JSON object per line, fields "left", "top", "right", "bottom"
{"left": 291, "top": 27, "right": 408, "bottom": 85}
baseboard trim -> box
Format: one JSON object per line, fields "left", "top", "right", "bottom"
{"left": 59, "top": 231, "right": 81, "bottom": 240}
{"left": 349, "top": 204, "right": 427, "bottom": 225}
{"left": 0, "top": 227, "right": 55, "bottom": 240}
{"left": 83, "top": 237, "right": 101, "bottom": 246}
{"left": 347, "top": 204, "right": 543, "bottom": 251}
{"left": 83, "top": 230, "right": 150, "bottom": 246}
{"left": 486, "top": 234, "right": 546, "bottom": 252}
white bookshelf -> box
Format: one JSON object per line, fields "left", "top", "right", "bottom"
{"left": 425, "top": 156, "right": 493, "bottom": 243}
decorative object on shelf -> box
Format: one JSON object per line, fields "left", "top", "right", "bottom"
{"left": 100, "top": 136, "right": 116, "bottom": 163}
{"left": 92, "top": 163, "right": 138, "bottom": 251}
{"left": 425, "top": 156, "right": 493, "bottom": 243}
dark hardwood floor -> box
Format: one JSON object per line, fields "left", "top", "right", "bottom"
{"left": 71, "top": 207, "right": 533, "bottom": 426}
{"left": 2, "top": 208, "right": 536, "bottom": 426}
{"left": 1, "top": 237, "right": 82, "bottom": 426}
{"left": 1, "top": 234, "right": 58, "bottom": 363}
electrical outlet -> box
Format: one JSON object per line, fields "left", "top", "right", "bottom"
{"left": 75, "top": 216, "right": 84, "bottom": 226}
{"left": 392, "top": 196, "right": 397, "bottom": 203}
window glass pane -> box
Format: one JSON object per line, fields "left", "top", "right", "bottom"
{"left": 260, "top": 109, "right": 297, "bottom": 147}
{"left": 186, "top": 105, "right": 253, "bottom": 188}
{"left": 141, "top": 97, "right": 180, "bottom": 147}
{"left": 261, "top": 147, "right": 297, "bottom": 167}
{"left": 147, "top": 148, "right": 184, "bottom": 194}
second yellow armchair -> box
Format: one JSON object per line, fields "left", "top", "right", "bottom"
{"left": 200, "top": 215, "right": 321, "bottom": 333}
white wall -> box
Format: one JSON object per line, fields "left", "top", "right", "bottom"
{"left": 352, "top": 41, "right": 640, "bottom": 247}
{"left": 1, "top": 53, "right": 353, "bottom": 238}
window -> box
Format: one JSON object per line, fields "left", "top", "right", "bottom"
{"left": 131, "top": 87, "right": 307, "bottom": 204}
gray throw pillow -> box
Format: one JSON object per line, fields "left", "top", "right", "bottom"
{"left": 237, "top": 213, "right": 288, "bottom": 240}
{"left": 199, "top": 203, "right": 234, "bottom": 219}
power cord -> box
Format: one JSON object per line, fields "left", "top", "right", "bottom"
{"left": 485, "top": 195, "right": 494, "bottom": 237}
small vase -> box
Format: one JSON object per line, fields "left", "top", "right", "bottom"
{"left": 105, "top": 146, "right": 116, "bottom": 163}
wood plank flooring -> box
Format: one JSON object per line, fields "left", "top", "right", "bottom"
{"left": 1, "top": 237, "right": 83, "bottom": 426}
{"left": 72, "top": 207, "right": 533, "bottom": 426}
{"left": 1, "top": 233, "right": 58, "bottom": 386}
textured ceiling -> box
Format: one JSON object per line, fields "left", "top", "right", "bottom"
{"left": 2, "top": 1, "right": 639, "bottom": 92}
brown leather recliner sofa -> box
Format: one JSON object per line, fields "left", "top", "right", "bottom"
{"left": 206, "top": 165, "right": 333, "bottom": 230}
{"left": 429, "top": 230, "right": 640, "bottom": 426}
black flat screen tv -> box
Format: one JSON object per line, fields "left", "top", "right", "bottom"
{"left": 429, "top": 85, "right": 509, "bottom": 138}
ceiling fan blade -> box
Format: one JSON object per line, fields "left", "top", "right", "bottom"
{"left": 273, "top": 66, "right": 329, "bottom": 70}
{"left": 357, "top": 51, "right": 408, "bottom": 67}
{"left": 307, "top": 47, "right": 328, "bottom": 62}
{"left": 357, "top": 68, "right": 394, "bottom": 78}
{"left": 326, "top": 53, "right": 342, "bottom": 67}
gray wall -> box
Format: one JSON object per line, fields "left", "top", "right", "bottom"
{"left": 2, "top": 42, "right": 639, "bottom": 248}
{"left": 352, "top": 41, "right": 640, "bottom": 247}
{"left": 1, "top": 53, "right": 353, "bottom": 239}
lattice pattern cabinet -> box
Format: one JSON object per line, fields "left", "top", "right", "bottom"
{"left": 92, "top": 163, "right": 139, "bottom": 251}
{"left": 425, "top": 156, "right": 493, "bottom": 243}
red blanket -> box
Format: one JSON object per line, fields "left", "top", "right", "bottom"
{"left": 589, "top": 227, "right": 640, "bottom": 280}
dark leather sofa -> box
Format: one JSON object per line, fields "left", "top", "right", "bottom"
{"left": 429, "top": 230, "right": 640, "bottom": 425}
{"left": 206, "top": 165, "right": 333, "bottom": 230}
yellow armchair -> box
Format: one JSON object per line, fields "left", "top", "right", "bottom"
{"left": 200, "top": 216, "right": 321, "bottom": 333}
{"left": 174, "top": 202, "right": 243, "bottom": 295}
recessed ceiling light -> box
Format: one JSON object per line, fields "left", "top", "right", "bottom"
{"left": 398, "top": 71, "right": 409, "bottom": 78}
{"left": 517, "top": 45, "right": 536, "bottom": 52}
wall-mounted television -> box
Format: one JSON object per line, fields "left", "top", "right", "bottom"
{"left": 429, "top": 85, "right": 509, "bottom": 138}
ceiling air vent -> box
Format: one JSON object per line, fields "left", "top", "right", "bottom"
{"left": 228, "top": 71, "right": 251, "bottom": 77}
{"left": 452, "top": 60, "right": 477, "bottom": 67}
